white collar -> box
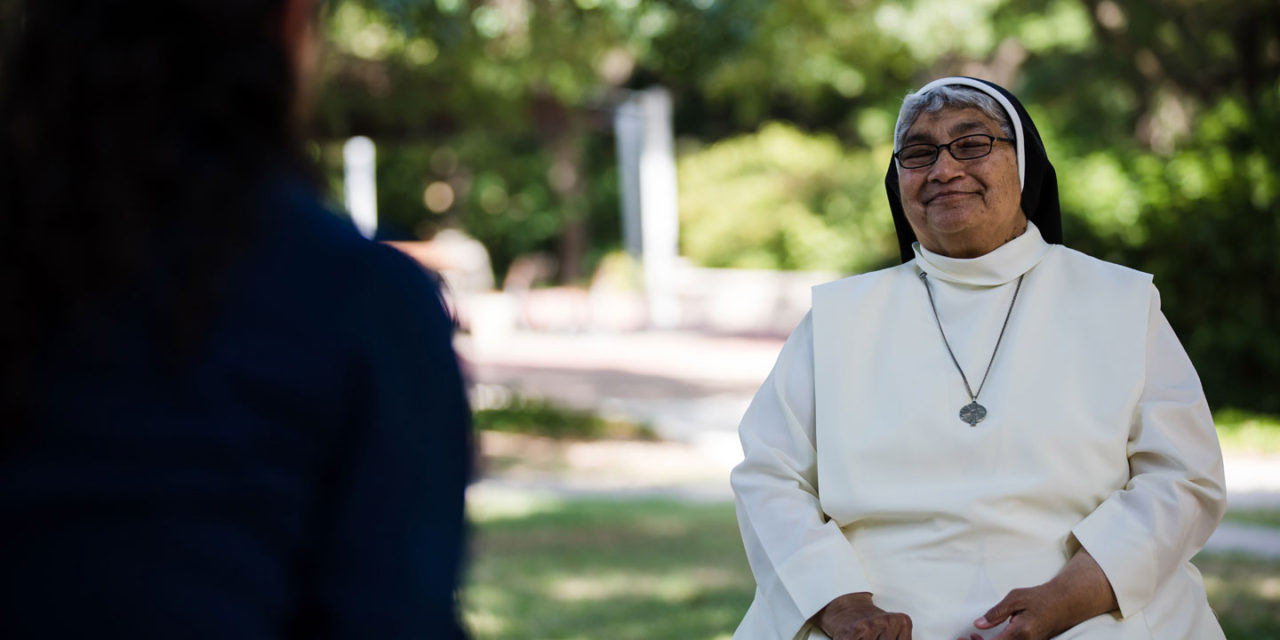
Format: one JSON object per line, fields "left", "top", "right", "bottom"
{"left": 912, "top": 221, "right": 1050, "bottom": 286}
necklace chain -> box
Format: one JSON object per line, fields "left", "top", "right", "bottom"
{"left": 919, "top": 271, "right": 1024, "bottom": 415}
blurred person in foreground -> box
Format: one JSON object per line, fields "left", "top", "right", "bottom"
{"left": 731, "top": 77, "right": 1225, "bottom": 640}
{"left": 0, "top": 1, "right": 471, "bottom": 637}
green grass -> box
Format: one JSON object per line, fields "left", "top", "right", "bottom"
{"left": 462, "top": 498, "right": 752, "bottom": 639}
{"left": 462, "top": 497, "right": 1280, "bottom": 639}
{"left": 1193, "top": 552, "right": 1280, "bottom": 639}
{"left": 1216, "top": 408, "right": 1280, "bottom": 455}
{"left": 1223, "top": 509, "right": 1280, "bottom": 530}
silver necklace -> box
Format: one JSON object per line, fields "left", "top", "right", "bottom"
{"left": 918, "top": 271, "right": 1024, "bottom": 426}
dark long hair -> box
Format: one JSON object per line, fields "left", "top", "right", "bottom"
{"left": 0, "top": 0, "right": 307, "bottom": 420}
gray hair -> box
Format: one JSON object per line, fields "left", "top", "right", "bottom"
{"left": 893, "top": 85, "right": 1015, "bottom": 151}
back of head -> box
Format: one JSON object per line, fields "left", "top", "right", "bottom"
{"left": 0, "top": 0, "right": 303, "bottom": 421}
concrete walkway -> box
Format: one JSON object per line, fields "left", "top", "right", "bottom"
{"left": 458, "top": 329, "right": 1280, "bottom": 559}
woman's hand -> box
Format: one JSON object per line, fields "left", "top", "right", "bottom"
{"left": 960, "top": 582, "right": 1072, "bottom": 640}
{"left": 815, "top": 592, "right": 912, "bottom": 640}
{"left": 961, "top": 548, "right": 1118, "bottom": 640}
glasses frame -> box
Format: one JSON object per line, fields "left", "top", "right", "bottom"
{"left": 894, "top": 133, "right": 1016, "bottom": 170}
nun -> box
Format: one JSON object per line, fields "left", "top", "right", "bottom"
{"left": 730, "top": 77, "right": 1227, "bottom": 640}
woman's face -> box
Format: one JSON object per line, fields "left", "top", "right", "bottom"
{"left": 897, "top": 106, "right": 1026, "bottom": 258}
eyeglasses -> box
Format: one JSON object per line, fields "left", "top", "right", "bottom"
{"left": 894, "top": 133, "right": 1015, "bottom": 169}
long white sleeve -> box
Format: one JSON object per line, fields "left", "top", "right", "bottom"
{"left": 731, "top": 314, "right": 870, "bottom": 639}
{"left": 1070, "top": 285, "right": 1227, "bottom": 617}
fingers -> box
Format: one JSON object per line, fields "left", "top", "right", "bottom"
{"left": 976, "top": 605, "right": 1008, "bottom": 628}
{"left": 988, "top": 620, "right": 1022, "bottom": 640}
{"left": 974, "top": 612, "right": 1002, "bottom": 629}
{"left": 988, "top": 613, "right": 1043, "bottom": 640}
{"left": 895, "top": 615, "right": 913, "bottom": 640}
{"left": 978, "top": 587, "right": 1028, "bottom": 628}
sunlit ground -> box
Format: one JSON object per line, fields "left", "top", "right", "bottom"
{"left": 462, "top": 496, "right": 1280, "bottom": 639}
{"left": 463, "top": 498, "right": 749, "bottom": 639}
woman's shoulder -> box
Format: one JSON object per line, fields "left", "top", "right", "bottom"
{"left": 237, "top": 177, "right": 449, "bottom": 341}
{"left": 258, "top": 177, "right": 438, "bottom": 288}
{"left": 259, "top": 176, "right": 374, "bottom": 256}
{"left": 1043, "top": 245, "right": 1154, "bottom": 289}
{"left": 812, "top": 261, "right": 918, "bottom": 301}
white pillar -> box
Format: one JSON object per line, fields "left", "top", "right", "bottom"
{"left": 343, "top": 136, "right": 378, "bottom": 239}
{"left": 614, "top": 102, "right": 645, "bottom": 257}
{"left": 613, "top": 87, "right": 680, "bottom": 329}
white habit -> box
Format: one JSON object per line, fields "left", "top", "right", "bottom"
{"left": 731, "top": 222, "right": 1227, "bottom": 639}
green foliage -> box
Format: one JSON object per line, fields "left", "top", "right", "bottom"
{"left": 315, "top": 0, "right": 1280, "bottom": 412}
{"left": 1061, "top": 88, "right": 1280, "bottom": 412}
{"left": 473, "top": 396, "right": 607, "bottom": 440}
{"left": 436, "top": 133, "right": 622, "bottom": 283}
{"left": 473, "top": 395, "right": 654, "bottom": 440}
{"left": 678, "top": 123, "right": 897, "bottom": 273}
{"left": 320, "top": 131, "right": 622, "bottom": 282}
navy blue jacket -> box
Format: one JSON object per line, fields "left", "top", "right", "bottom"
{"left": 0, "top": 180, "right": 471, "bottom": 638}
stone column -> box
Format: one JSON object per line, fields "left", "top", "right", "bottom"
{"left": 613, "top": 87, "right": 680, "bottom": 329}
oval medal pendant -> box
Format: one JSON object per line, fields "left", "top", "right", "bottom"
{"left": 959, "top": 401, "right": 987, "bottom": 426}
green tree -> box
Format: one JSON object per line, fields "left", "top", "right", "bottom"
{"left": 315, "top": 0, "right": 1279, "bottom": 410}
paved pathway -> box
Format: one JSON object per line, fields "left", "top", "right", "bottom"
{"left": 458, "top": 329, "right": 1280, "bottom": 559}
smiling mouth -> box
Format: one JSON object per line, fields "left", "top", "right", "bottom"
{"left": 926, "top": 192, "right": 976, "bottom": 204}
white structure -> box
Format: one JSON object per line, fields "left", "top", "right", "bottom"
{"left": 343, "top": 136, "right": 378, "bottom": 239}
{"left": 614, "top": 87, "right": 680, "bottom": 328}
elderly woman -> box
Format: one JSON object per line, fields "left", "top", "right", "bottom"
{"left": 731, "top": 77, "right": 1226, "bottom": 640}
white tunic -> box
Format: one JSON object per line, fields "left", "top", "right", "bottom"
{"left": 731, "top": 223, "right": 1226, "bottom": 639}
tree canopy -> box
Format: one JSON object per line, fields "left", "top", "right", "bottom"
{"left": 315, "top": 0, "right": 1276, "bottom": 411}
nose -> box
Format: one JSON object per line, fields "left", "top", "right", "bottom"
{"left": 927, "top": 147, "right": 966, "bottom": 182}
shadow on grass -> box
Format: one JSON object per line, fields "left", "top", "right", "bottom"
{"left": 463, "top": 498, "right": 1280, "bottom": 639}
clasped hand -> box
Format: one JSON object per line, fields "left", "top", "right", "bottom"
{"left": 959, "top": 581, "right": 1076, "bottom": 640}
{"left": 819, "top": 549, "right": 1115, "bottom": 640}
{"left": 818, "top": 581, "right": 1090, "bottom": 640}
{"left": 815, "top": 588, "right": 1066, "bottom": 640}
{"left": 962, "top": 547, "right": 1118, "bottom": 640}
{"left": 815, "top": 592, "right": 912, "bottom": 640}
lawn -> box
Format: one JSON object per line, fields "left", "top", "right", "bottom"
{"left": 1216, "top": 409, "right": 1280, "bottom": 455}
{"left": 462, "top": 497, "right": 1280, "bottom": 639}
{"left": 1223, "top": 509, "right": 1280, "bottom": 529}
{"left": 463, "top": 497, "right": 751, "bottom": 639}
